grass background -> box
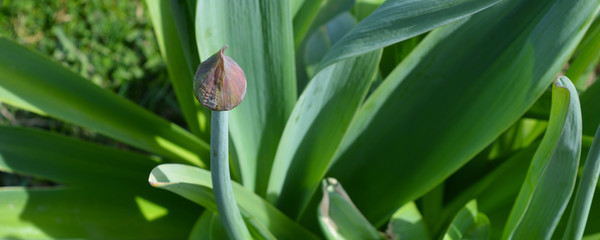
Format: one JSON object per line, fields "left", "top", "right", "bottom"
{"left": 0, "top": 0, "right": 179, "bottom": 186}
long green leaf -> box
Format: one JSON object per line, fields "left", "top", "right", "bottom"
{"left": 502, "top": 76, "right": 582, "bottom": 239}
{"left": 293, "top": 0, "right": 324, "bottom": 48}
{"left": 149, "top": 164, "right": 319, "bottom": 240}
{"left": 0, "top": 187, "right": 200, "bottom": 239}
{"left": 386, "top": 202, "right": 430, "bottom": 240}
{"left": 318, "top": 0, "right": 501, "bottom": 68}
{"left": 0, "top": 126, "right": 156, "bottom": 187}
{"left": 442, "top": 200, "right": 490, "bottom": 240}
{"left": 0, "top": 37, "right": 208, "bottom": 167}
{"left": 566, "top": 16, "right": 600, "bottom": 90}
{"left": 326, "top": 0, "right": 598, "bottom": 226}
{"left": 146, "top": 0, "right": 209, "bottom": 141}
{"left": 267, "top": 50, "right": 381, "bottom": 218}
{"left": 562, "top": 123, "right": 600, "bottom": 240}
{"left": 195, "top": 0, "right": 296, "bottom": 195}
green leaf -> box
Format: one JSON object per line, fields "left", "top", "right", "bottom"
{"left": 502, "top": 77, "right": 582, "bottom": 239}
{"left": 442, "top": 200, "right": 490, "bottom": 240}
{"left": 566, "top": 16, "right": 600, "bottom": 90}
{"left": 146, "top": 0, "right": 209, "bottom": 140}
{"left": 188, "top": 211, "right": 232, "bottom": 240}
{"left": 0, "top": 126, "right": 156, "bottom": 187}
{"left": 267, "top": 49, "right": 381, "bottom": 218}
{"left": 291, "top": 0, "right": 307, "bottom": 17}
{"left": 304, "top": 12, "right": 357, "bottom": 78}
{"left": 562, "top": 123, "right": 600, "bottom": 240}
{"left": 352, "top": 0, "right": 385, "bottom": 21}
{"left": 149, "top": 164, "right": 319, "bottom": 240}
{"left": 0, "top": 187, "right": 200, "bottom": 239}
{"left": 318, "top": 178, "right": 383, "bottom": 240}
{"left": 318, "top": 0, "right": 501, "bottom": 68}
{"left": 195, "top": 0, "right": 296, "bottom": 195}
{"left": 582, "top": 80, "right": 600, "bottom": 136}
{"left": 0, "top": 126, "right": 202, "bottom": 239}
{"left": 0, "top": 37, "right": 208, "bottom": 167}
{"left": 293, "top": 0, "right": 324, "bottom": 48}
{"left": 386, "top": 202, "right": 430, "bottom": 240}
{"left": 295, "top": 0, "right": 354, "bottom": 92}
{"left": 444, "top": 143, "right": 539, "bottom": 239}
{"left": 327, "top": 0, "right": 599, "bottom": 226}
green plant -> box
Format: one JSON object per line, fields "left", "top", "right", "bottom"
{"left": 1, "top": 0, "right": 600, "bottom": 239}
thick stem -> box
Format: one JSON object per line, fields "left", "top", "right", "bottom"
{"left": 211, "top": 111, "right": 251, "bottom": 239}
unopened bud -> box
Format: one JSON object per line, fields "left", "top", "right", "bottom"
{"left": 193, "top": 45, "right": 246, "bottom": 111}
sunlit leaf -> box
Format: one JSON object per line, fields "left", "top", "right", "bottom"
{"left": 149, "top": 164, "right": 319, "bottom": 240}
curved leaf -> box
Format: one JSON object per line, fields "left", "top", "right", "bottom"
{"left": 503, "top": 77, "right": 582, "bottom": 239}
{"left": 327, "top": 0, "right": 598, "bottom": 226}
{"left": 443, "top": 200, "right": 490, "bottom": 240}
{"left": 267, "top": 50, "right": 381, "bottom": 218}
{"left": 195, "top": 0, "right": 296, "bottom": 194}
{"left": 0, "top": 37, "right": 208, "bottom": 167}
{"left": 387, "top": 202, "right": 430, "bottom": 240}
{"left": 318, "top": 0, "right": 501, "bottom": 68}
{"left": 318, "top": 178, "right": 383, "bottom": 240}
{"left": 149, "top": 164, "right": 319, "bottom": 240}
{"left": 562, "top": 123, "right": 600, "bottom": 240}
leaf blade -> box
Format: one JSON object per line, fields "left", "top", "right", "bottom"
{"left": 149, "top": 164, "right": 319, "bottom": 240}
{"left": 327, "top": 0, "right": 599, "bottom": 226}
{"left": 0, "top": 37, "right": 208, "bottom": 167}
{"left": 502, "top": 76, "right": 582, "bottom": 239}
{"left": 318, "top": 0, "right": 501, "bottom": 68}
{"left": 267, "top": 49, "right": 382, "bottom": 218}
{"left": 146, "top": 0, "right": 209, "bottom": 140}
{"left": 562, "top": 123, "right": 600, "bottom": 239}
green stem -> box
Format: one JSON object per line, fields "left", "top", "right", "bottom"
{"left": 211, "top": 110, "right": 251, "bottom": 239}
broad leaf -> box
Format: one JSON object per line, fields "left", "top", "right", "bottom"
{"left": 562, "top": 123, "right": 600, "bottom": 240}
{"left": 146, "top": 0, "right": 209, "bottom": 140}
{"left": 318, "top": 0, "right": 501, "bottom": 68}
{"left": 318, "top": 178, "right": 383, "bottom": 240}
{"left": 0, "top": 37, "right": 208, "bottom": 167}
{"left": 442, "top": 200, "right": 490, "bottom": 240}
{"left": 503, "top": 77, "right": 582, "bottom": 239}
{"left": 0, "top": 126, "right": 156, "bottom": 187}
{"left": 0, "top": 187, "right": 200, "bottom": 239}
{"left": 387, "top": 202, "right": 430, "bottom": 240}
{"left": 195, "top": 0, "right": 296, "bottom": 195}
{"left": 327, "top": 0, "right": 599, "bottom": 226}
{"left": 149, "top": 164, "right": 319, "bottom": 240}
{"left": 267, "top": 50, "right": 381, "bottom": 218}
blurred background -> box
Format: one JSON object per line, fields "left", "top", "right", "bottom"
{"left": 0, "top": 0, "right": 179, "bottom": 187}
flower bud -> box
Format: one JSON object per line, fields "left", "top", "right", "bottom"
{"left": 193, "top": 45, "right": 246, "bottom": 111}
